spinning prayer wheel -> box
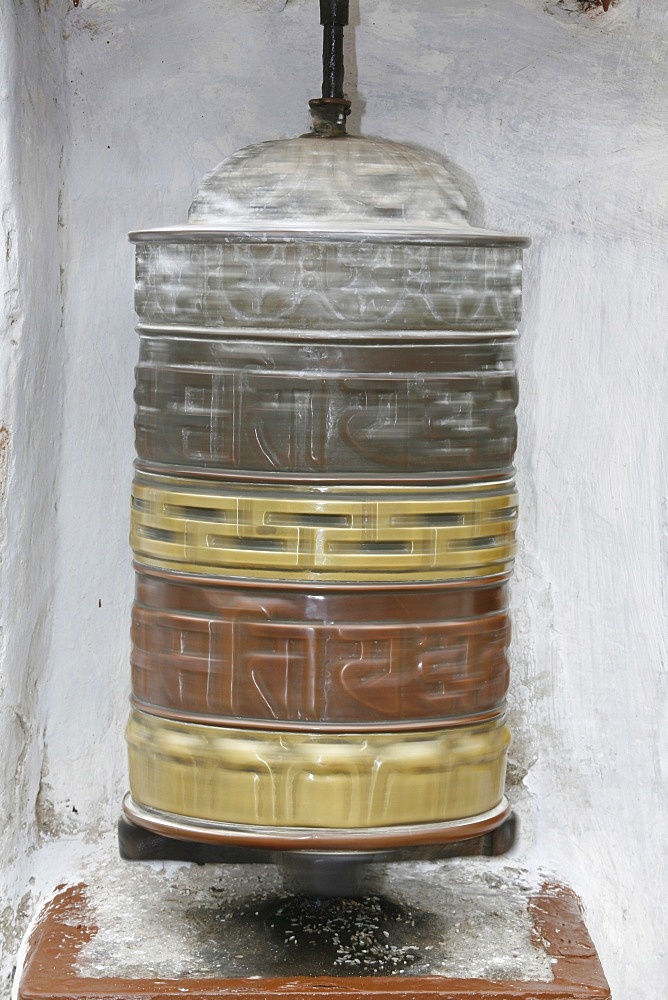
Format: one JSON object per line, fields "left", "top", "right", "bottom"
{"left": 121, "top": 1, "right": 529, "bottom": 870}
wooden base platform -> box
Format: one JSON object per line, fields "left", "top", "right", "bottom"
{"left": 16, "top": 855, "right": 610, "bottom": 1000}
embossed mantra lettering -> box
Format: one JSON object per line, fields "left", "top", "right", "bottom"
{"left": 132, "top": 605, "right": 510, "bottom": 723}
{"left": 135, "top": 365, "right": 518, "bottom": 476}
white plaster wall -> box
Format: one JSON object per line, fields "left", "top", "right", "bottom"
{"left": 1, "top": 1, "right": 666, "bottom": 997}
{"left": 0, "top": 0, "right": 68, "bottom": 975}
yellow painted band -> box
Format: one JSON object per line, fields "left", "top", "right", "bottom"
{"left": 130, "top": 475, "right": 517, "bottom": 583}
{"left": 127, "top": 709, "right": 510, "bottom": 829}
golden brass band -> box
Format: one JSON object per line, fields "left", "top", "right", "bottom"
{"left": 131, "top": 474, "right": 517, "bottom": 583}
{"left": 126, "top": 708, "right": 509, "bottom": 830}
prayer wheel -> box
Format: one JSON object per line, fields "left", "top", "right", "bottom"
{"left": 121, "top": 2, "right": 529, "bottom": 868}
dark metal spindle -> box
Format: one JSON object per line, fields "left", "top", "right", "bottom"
{"left": 311, "top": 0, "right": 351, "bottom": 136}
{"left": 321, "top": 0, "right": 348, "bottom": 98}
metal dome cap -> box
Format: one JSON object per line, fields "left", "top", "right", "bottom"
{"left": 131, "top": 0, "right": 528, "bottom": 248}
{"left": 187, "top": 131, "right": 471, "bottom": 235}
{"left": 133, "top": 122, "right": 528, "bottom": 246}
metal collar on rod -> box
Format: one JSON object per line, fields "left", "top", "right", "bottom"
{"left": 309, "top": 0, "right": 351, "bottom": 137}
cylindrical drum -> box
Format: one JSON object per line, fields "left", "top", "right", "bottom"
{"left": 123, "top": 105, "right": 528, "bottom": 853}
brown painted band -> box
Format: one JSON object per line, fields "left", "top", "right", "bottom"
{"left": 131, "top": 573, "right": 510, "bottom": 727}
{"left": 134, "top": 568, "right": 509, "bottom": 617}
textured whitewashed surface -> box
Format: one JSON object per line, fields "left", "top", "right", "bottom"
{"left": 76, "top": 852, "right": 552, "bottom": 981}
{"left": 1, "top": 1, "right": 667, "bottom": 998}
{"left": 11, "top": 834, "right": 551, "bottom": 984}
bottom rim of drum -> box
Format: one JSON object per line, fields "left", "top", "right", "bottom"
{"left": 122, "top": 793, "right": 510, "bottom": 851}
{"left": 126, "top": 709, "right": 509, "bottom": 830}
{"left": 128, "top": 695, "right": 505, "bottom": 733}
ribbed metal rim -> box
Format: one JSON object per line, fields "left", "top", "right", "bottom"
{"left": 130, "top": 226, "right": 531, "bottom": 247}
{"left": 127, "top": 695, "right": 506, "bottom": 734}
{"left": 136, "top": 323, "right": 520, "bottom": 340}
{"left": 122, "top": 793, "right": 510, "bottom": 850}
{"left": 133, "top": 470, "right": 517, "bottom": 496}
{"left": 131, "top": 561, "right": 512, "bottom": 591}
{"left": 135, "top": 324, "right": 521, "bottom": 343}
{"left": 133, "top": 463, "right": 517, "bottom": 487}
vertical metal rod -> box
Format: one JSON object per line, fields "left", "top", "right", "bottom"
{"left": 320, "top": 0, "right": 349, "bottom": 100}
{"left": 322, "top": 24, "right": 345, "bottom": 99}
